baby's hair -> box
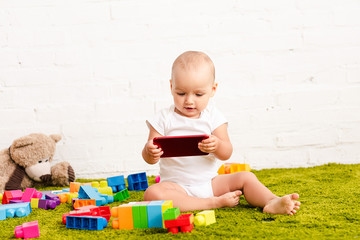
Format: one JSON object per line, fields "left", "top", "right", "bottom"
{"left": 171, "top": 51, "right": 215, "bottom": 81}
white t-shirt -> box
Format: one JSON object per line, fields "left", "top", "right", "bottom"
{"left": 146, "top": 102, "right": 227, "bottom": 185}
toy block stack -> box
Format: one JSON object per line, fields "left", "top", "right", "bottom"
{"left": 217, "top": 163, "right": 251, "bottom": 175}
{"left": 111, "top": 200, "right": 173, "bottom": 230}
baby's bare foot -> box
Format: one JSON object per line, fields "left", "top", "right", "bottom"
{"left": 214, "top": 190, "right": 242, "bottom": 208}
{"left": 263, "top": 193, "right": 301, "bottom": 215}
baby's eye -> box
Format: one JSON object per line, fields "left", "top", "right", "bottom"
{"left": 177, "top": 93, "right": 185, "bottom": 96}
{"left": 38, "top": 160, "right": 42, "bottom": 163}
{"left": 196, "top": 93, "right": 204, "bottom": 97}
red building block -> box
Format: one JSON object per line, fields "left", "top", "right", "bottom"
{"left": 63, "top": 206, "right": 111, "bottom": 224}
{"left": 14, "top": 221, "right": 40, "bottom": 239}
{"left": 164, "top": 214, "right": 194, "bottom": 234}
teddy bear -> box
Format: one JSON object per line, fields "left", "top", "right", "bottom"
{"left": 0, "top": 133, "right": 75, "bottom": 192}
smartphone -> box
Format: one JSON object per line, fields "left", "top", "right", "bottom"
{"left": 153, "top": 135, "right": 209, "bottom": 158}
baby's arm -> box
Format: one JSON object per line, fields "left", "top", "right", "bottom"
{"left": 142, "top": 125, "right": 164, "bottom": 164}
{"left": 198, "top": 123, "right": 233, "bottom": 160}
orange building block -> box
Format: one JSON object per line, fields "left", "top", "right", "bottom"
{"left": 73, "top": 199, "right": 96, "bottom": 209}
{"left": 217, "top": 163, "right": 251, "bottom": 174}
{"left": 70, "top": 182, "right": 81, "bottom": 193}
{"left": 111, "top": 203, "right": 134, "bottom": 230}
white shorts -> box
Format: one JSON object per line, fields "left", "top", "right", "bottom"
{"left": 178, "top": 181, "right": 214, "bottom": 198}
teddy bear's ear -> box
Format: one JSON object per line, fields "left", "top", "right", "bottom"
{"left": 12, "top": 135, "right": 35, "bottom": 149}
{"left": 50, "top": 134, "right": 62, "bottom": 143}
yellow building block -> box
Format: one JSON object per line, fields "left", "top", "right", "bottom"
{"left": 98, "top": 186, "right": 113, "bottom": 196}
{"left": 100, "top": 181, "right": 108, "bottom": 188}
{"left": 31, "top": 198, "right": 39, "bottom": 208}
{"left": 194, "top": 210, "right": 216, "bottom": 226}
{"left": 161, "top": 200, "right": 173, "bottom": 228}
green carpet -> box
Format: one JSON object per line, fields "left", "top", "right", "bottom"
{"left": 1, "top": 163, "right": 359, "bottom": 239}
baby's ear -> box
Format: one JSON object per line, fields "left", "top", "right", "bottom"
{"left": 50, "top": 134, "right": 62, "bottom": 143}
{"left": 13, "top": 135, "right": 35, "bottom": 149}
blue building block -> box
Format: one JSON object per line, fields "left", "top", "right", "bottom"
{"left": 78, "top": 185, "right": 106, "bottom": 206}
{"left": 127, "top": 172, "right": 149, "bottom": 191}
{"left": 107, "top": 175, "right": 126, "bottom": 193}
{"left": 0, "top": 202, "right": 31, "bottom": 220}
{"left": 66, "top": 216, "right": 108, "bottom": 230}
{"left": 99, "top": 194, "right": 114, "bottom": 204}
{"left": 147, "top": 200, "right": 165, "bottom": 228}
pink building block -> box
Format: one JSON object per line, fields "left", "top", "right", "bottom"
{"left": 15, "top": 221, "right": 40, "bottom": 239}
{"left": 21, "top": 188, "right": 40, "bottom": 202}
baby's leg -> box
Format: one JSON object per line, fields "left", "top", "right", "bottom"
{"left": 143, "top": 181, "right": 241, "bottom": 212}
{"left": 212, "top": 172, "right": 300, "bottom": 215}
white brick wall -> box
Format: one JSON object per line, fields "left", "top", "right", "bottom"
{"left": 1, "top": 0, "right": 359, "bottom": 179}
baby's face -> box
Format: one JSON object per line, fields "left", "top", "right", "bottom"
{"left": 171, "top": 65, "right": 217, "bottom": 119}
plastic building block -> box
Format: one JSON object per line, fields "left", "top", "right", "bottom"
{"left": 161, "top": 200, "right": 173, "bottom": 227}
{"left": 21, "top": 188, "right": 42, "bottom": 202}
{"left": 30, "top": 199, "right": 39, "bottom": 208}
{"left": 100, "top": 181, "right": 108, "bottom": 188}
{"left": 163, "top": 207, "right": 180, "bottom": 221}
{"left": 217, "top": 163, "right": 251, "bottom": 174}
{"left": 44, "top": 193, "right": 60, "bottom": 206}
{"left": 63, "top": 206, "right": 110, "bottom": 224}
{"left": 194, "top": 210, "right": 216, "bottom": 226}
{"left": 15, "top": 221, "right": 40, "bottom": 239}
{"left": 38, "top": 199, "right": 57, "bottom": 210}
{"left": 70, "top": 182, "right": 81, "bottom": 193}
{"left": 73, "top": 199, "right": 96, "bottom": 209}
{"left": 114, "top": 188, "right": 130, "bottom": 202}
{"left": 107, "top": 175, "right": 126, "bottom": 193}
{"left": 2, "top": 190, "right": 23, "bottom": 204}
{"left": 132, "top": 202, "right": 149, "bottom": 229}
{"left": 155, "top": 175, "right": 160, "bottom": 183}
{"left": 0, "top": 193, "right": 3, "bottom": 202}
{"left": 91, "top": 182, "right": 100, "bottom": 188}
{"left": 0, "top": 209, "right": 5, "bottom": 221}
{"left": 10, "top": 200, "right": 24, "bottom": 204}
{"left": 98, "top": 186, "right": 113, "bottom": 196}
{"left": 56, "top": 192, "right": 78, "bottom": 204}
{"left": 147, "top": 201, "right": 165, "bottom": 228}
{"left": 78, "top": 185, "right": 106, "bottom": 206}
{"left": 66, "top": 216, "right": 108, "bottom": 230}
{"left": 111, "top": 203, "right": 134, "bottom": 230}
{"left": 164, "top": 214, "right": 194, "bottom": 234}
{"left": 99, "top": 194, "right": 114, "bottom": 204}
{"left": 0, "top": 202, "right": 31, "bottom": 220}
{"left": 127, "top": 172, "right": 149, "bottom": 191}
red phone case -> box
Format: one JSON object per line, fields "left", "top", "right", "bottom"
{"left": 153, "top": 135, "right": 209, "bottom": 158}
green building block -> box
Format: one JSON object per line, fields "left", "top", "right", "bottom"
{"left": 132, "top": 202, "right": 149, "bottom": 229}
{"left": 114, "top": 189, "right": 130, "bottom": 201}
{"left": 163, "top": 207, "right": 180, "bottom": 221}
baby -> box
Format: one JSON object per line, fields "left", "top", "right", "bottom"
{"left": 142, "top": 51, "right": 300, "bottom": 215}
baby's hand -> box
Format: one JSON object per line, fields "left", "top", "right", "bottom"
{"left": 145, "top": 139, "right": 163, "bottom": 163}
{"left": 198, "top": 135, "right": 218, "bottom": 154}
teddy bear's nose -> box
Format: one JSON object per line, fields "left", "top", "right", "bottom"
{"left": 40, "top": 174, "right": 52, "bottom": 182}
